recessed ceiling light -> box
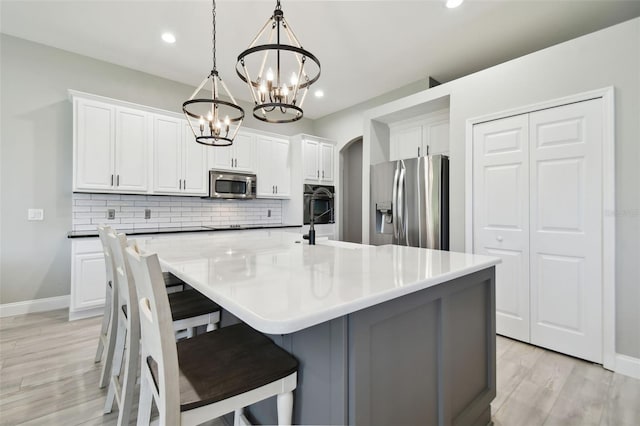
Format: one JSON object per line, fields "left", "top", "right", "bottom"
{"left": 161, "top": 32, "right": 176, "bottom": 44}
{"left": 314, "top": 90, "right": 324, "bottom": 98}
{"left": 446, "top": 0, "right": 464, "bottom": 8}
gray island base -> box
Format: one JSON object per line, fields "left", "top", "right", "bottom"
{"left": 234, "top": 267, "right": 496, "bottom": 425}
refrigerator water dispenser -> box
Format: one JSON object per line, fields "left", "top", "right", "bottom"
{"left": 375, "top": 201, "right": 393, "bottom": 234}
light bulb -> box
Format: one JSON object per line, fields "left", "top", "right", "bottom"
{"left": 260, "top": 82, "right": 267, "bottom": 93}
{"left": 207, "top": 112, "right": 213, "bottom": 121}
{"left": 266, "top": 68, "right": 274, "bottom": 82}
{"left": 290, "top": 73, "right": 298, "bottom": 86}
{"left": 282, "top": 86, "right": 289, "bottom": 96}
{"left": 224, "top": 115, "right": 230, "bottom": 125}
{"left": 446, "top": 0, "right": 464, "bottom": 8}
{"left": 199, "top": 117, "right": 205, "bottom": 133}
{"left": 215, "top": 120, "right": 221, "bottom": 129}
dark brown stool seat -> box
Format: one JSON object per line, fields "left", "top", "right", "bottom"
{"left": 168, "top": 290, "right": 221, "bottom": 322}
{"left": 162, "top": 271, "right": 186, "bottom": 288}
{"left": 123, "top": 289, "right": 220, "bottom": 321}
{"left": 149, "top": 322, "right": 298, "bottom": 412}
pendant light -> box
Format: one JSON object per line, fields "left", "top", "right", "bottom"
{"left": 183, "top": 0, "right": 244, "bottom": 146}
{"left": 236, "top": 0, "right": 320, "bottom": 123}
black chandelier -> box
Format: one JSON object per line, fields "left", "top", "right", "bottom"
{"left": 236, "top": 0, "right": 321, "bottom": 123}
{"left": 183, "top": 0, "right": 244, "bottom": 146}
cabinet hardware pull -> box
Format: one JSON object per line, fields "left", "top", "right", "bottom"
{"left": 179, "top": 179, "right": 181, "bottom": 189}
{"left": 116, "top": 175, "right": 120, "bottom": 186}
{"left": 231, "top": 158, "right": 234, "bottom": 167}
{"left": 111, "top": 174, "right": 114, "bottom": 186}
{"left": 322, "top": 170, "right": 324, "bottom": 179}
{"left": 317, "top": 170, "right": 319, "bottom": 178}
{"left": 426, "top": 145, "right": 430, "bottom": 156}
{"left": 418, "top": 146, "right": 420, "bottom": 157}
{"left": 234, "top": 158, "right": 237, "bottom": 167}
{"left": 272, "top": 185, "right": 275, "bottom": 194}
{"left": 276, "top": 185, "right": 278, "bottom": 194}
{"left": 183, "top": 179, "right": 186, "bottom": 189}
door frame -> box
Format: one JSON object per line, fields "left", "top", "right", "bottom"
{"left": 464, "top": 87, "right": 615, "bottom": 370}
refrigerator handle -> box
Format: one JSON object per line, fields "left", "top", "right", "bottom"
{"left": 392, "top": 166, "right": 400, "bottom": 239}
{"left": 398, "top": 166, "right": 406, "bottom": 244}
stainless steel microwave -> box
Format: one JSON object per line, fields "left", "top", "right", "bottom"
{"left": 207, "top": 170, "right": 256, "bottom": 199}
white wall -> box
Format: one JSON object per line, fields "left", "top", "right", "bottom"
{"left": 0, "top": 34, "right": 314, "bottom": 304}
{"left": 315, "top": 18, "right": 640, "bottom": 359}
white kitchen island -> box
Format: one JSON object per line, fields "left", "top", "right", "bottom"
{"left": 139, "top": 230, "right": 500, "bottom": 425}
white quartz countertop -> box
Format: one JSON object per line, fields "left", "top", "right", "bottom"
{"left": 137, "top": 230, "right": 500, "bottom": 334}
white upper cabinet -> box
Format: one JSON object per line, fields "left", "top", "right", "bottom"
{"left": 303, "top": 138, "right": 335, "bottom": 184}
{"left": 208, "top": 132, "right": 256, "bottom": 173}
{"left": 74, "top": 98, "right": 148, "bottom": 192}
{"left": 153, "top": 114, "right": 208, "bottom": 196}
{"left": 256, "top": 136, "right": 291, "bottom": 199}
{"left": 182, "top": 124, "right": 208, "bottom": 195}
{"left": 389, "top": 110, "right": 450, "bottom": 161}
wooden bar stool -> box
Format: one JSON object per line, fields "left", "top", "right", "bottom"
{"left": 104, "top": 230, "right": 222, "bottom": 426}
{"left": 95, "top": 225, "right": 186, "bottom": 389}
{"left": 125, "top": 245, "right": 298, "bottom": 426}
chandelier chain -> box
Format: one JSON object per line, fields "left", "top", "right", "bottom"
{"left": 212, "top": 0, "right": 216, "bottom": 71}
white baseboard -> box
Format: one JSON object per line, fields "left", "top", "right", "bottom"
{"left": 0, "top": 295, "right": 70, "bottom": 318}
{"left": 615, "top": 353, "right": 640, "bottom": 379}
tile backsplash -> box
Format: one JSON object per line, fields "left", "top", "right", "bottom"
{"left": 72, "top": 193, "right": 283, "bottom": 231}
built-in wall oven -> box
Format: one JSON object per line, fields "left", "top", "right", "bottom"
{"left": 303, "top": 184, "right": 335, "bottom": 225}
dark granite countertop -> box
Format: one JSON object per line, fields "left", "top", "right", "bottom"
{"left": 67, "top": 224, "right": 302, "bottom": 239}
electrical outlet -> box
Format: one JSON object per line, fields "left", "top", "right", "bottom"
{"left": 27, "top": 209, "right": 44, "bottom": 221}
{"left": 107, "top": 209, "right": 116, "bottom": 220}
{"left": 145, "top": 209, "right": 151, "bottom": 219}
{"left": 267, "top": 209, "right": 272, "bottom": 217}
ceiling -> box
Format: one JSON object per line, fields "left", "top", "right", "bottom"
{"left": 2, "top": 1, "right": 639, "bottom": 120}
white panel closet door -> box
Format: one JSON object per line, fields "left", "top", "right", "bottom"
{"left": 529, "top": 99, "right": 603, "bottom": 363}
{"left": 473, "top": 114, "right": 531, "bottom": 342}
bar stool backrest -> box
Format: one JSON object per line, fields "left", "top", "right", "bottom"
{"left": 106, "top": 231, "right": 139, "bottom": 338}
{"left": 97, "top": 225, "right": 115, "bottom": 293}
{"left": 125, "top": 244, "right": 181, "bottom": 424}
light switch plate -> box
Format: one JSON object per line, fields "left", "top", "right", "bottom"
{"left": 28, "top": 208, "right": 44, "bottom": 221}
{"left": 107, "top": 209, "right": 116, "bottom": 220}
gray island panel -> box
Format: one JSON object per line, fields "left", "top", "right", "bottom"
{"left": 246, "top": 266, "right": 496, "bottom": 425}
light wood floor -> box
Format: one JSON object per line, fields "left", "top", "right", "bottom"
{"left": 1, "top": 310, "right": 639, "bottom": 425}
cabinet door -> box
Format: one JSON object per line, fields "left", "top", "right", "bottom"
{"left": 153, "top": 115, "right": 182, "bottom": 194}
{"left": 256, "top": 137, "right": 275, "bottom": 197}
{"left": 303, "top": 139, "right": 320, "bottom": 181}
{"left": 114, "top": 107, "right": 148, "bottom": 192}
{"left": 75, "top": 99, "right": 115, "bottom": 191}
{"left": 391, "top": 125, "right": 422, "bottom": 161}
{"left": 208, "top": 144, "right": 234, "bottom": 172}
{"left": 320, "top": 143, "right": 334, "bottom": 183}
{"left": 72, "top": 251, "right": 106, "bottom": 312}
{"left": 182, "top": 122, "right": 208, "bottom": 195}
{"left": 424, "top": 119, "right": 449, "bottom": 155}
{"left": 272, "top": 138, "right": 291, "bottom": 197}
{"left": 233, "top": 133, "right": 256, "bottom": 173}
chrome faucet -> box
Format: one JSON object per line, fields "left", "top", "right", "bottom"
{"left": 304, "top": 186, "right": 333, "bottom": 245}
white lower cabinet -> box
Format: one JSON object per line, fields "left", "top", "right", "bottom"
{"left": 70, "top": 238, "right": 106, "bottom": 320}
{"left": 256, "top": 136, "right": 291, "bottom": 198}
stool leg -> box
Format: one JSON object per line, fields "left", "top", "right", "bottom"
{"left": 104, "top": 316, "right": 126, "bottom": 413}
{"left": 136, "top": 374, "right": 153, "bottom": 426}
{"left": 277, "top": 392, "right": 293, "bottom": 425}
{"left": 117, "top": 315, "right": 139, "bottom": 426}
{"left": 95, "top": 285, "right": 111, "bottom": 362}
{"left": 99, "top": 295, "right": 119, "bottom": 388}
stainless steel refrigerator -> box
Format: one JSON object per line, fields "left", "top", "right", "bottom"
{"left": 370, "top": 155, "right": 449, "bottom": 249}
